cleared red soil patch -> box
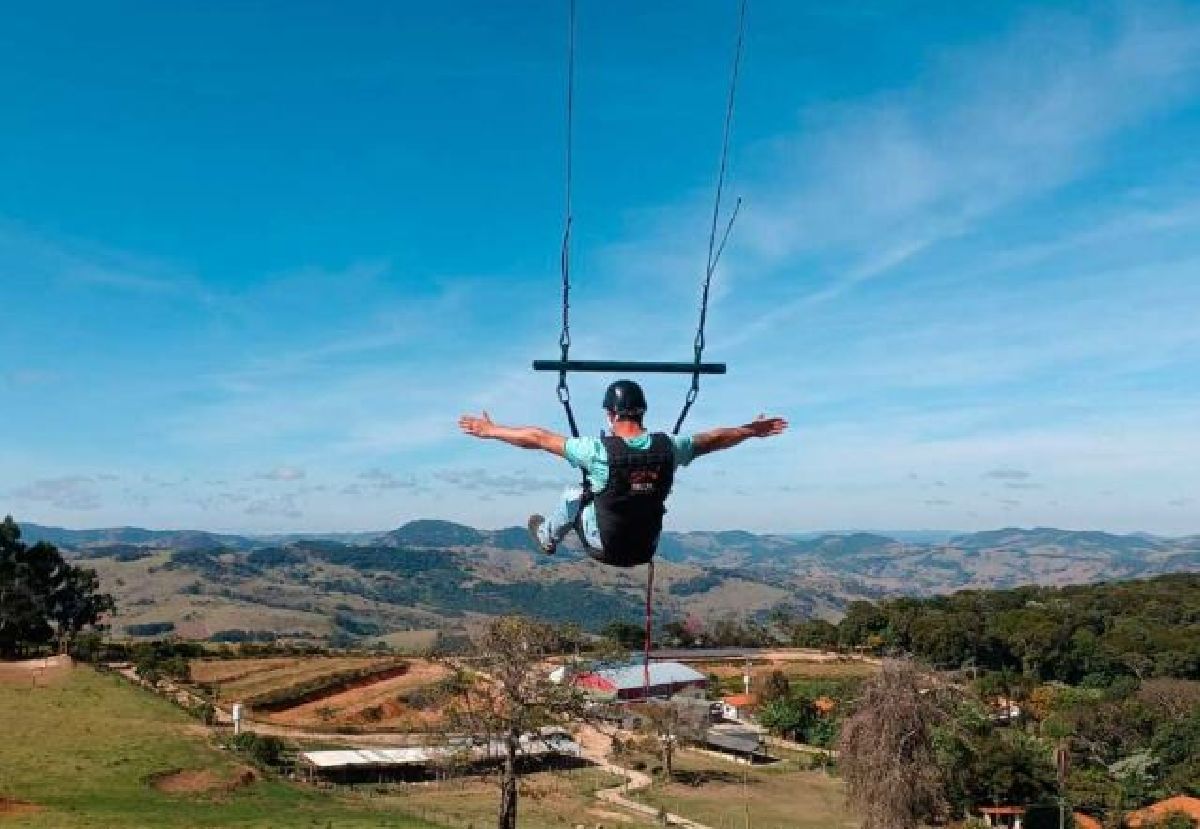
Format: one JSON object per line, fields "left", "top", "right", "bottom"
{"left": 0, "top": 797, "right": 43, "bottom": 815}
{"left": 251, "top": 663, "right": 412, "bottom": 712}
{"left": 0, "top": 656, "right": 73, "bottom": 686}
{"left": 263, "top": 659, "right": 451, "bottom": 729}
{"left": 149, "top": 767, "right": 258, "bottom": 794}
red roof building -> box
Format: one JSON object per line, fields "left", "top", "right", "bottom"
{"left": 572, "top": 661, "right": 707, "bottom": 702}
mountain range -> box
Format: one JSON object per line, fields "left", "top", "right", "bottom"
{"left": 17, "top": 520, "right": 1200, "bottom": 645}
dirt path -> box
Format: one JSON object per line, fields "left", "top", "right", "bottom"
{"left": 575, "top": 725, "right": 712, "bottom": 829}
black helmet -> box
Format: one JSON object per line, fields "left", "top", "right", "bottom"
{"left": 602, "top": 379, "right": 648, "bottom": 417}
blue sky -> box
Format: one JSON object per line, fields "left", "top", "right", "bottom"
{"left": 3, "top": 1, "right": 1199, "bottom": 535}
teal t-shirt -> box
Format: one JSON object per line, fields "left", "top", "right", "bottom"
{"left": 564, "top": 432, "right": 696, "bottom": 492}
{"left": 563, "top": 432, "right": 696, "bottom": 548}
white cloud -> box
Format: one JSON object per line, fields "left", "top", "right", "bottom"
{"left": 612, "top": 3, "right": 1200, "bottom": 350}
{"left": 984, "top": 469, "right": 1033, "bottom": 481}
{"left": 356, "top": 468, "right": 423, "bottom": 492}
{"left": 8, "top": 476, "right": 101, "bottom": 511}
{"left": 256, "top": 466, "right": 306, "bottom": 482}
{"left": 0, "top": 223, "right": 217, "bottom": 303}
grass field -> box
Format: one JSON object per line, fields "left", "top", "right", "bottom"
{"left": 634, "top": 749, "right": 857, "bottom": 829}
{"left": 698, "top": 658, "right": 877, "bottom": 699}
{"left": 0, "top": 665, "right": 437, "bottom": 828}
{"left": 370, "top": 630, "right": 440, "bottom": 653}
{"left": 398, "top": 767, "right": 659, "bottom": 829}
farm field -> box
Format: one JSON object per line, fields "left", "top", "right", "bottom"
{"left": 189, "top": 656, "right": 453, "bottom": 729}
{"left": 370, "top": 629, "right": 440, "bottom": 653}
{"left": 266, "top": 659, "right": 452, "bottom": 729}
{"left": 0, "top": 664, "right": 436, "bottom": 828}
{"left": 696, "top": 654, "right": 878, "bottom": 696}
{"left": 193, "top": 655, "right": 399, "bottom": 701}
{"left": 634, "top": 749, "right": 857, "bottom": 829}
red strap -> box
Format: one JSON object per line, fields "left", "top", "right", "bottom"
{"left": 643, "top": 561, "right": 655, "bottom": 698}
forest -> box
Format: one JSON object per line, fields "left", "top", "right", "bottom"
{"left": 789, "top": 574, "right": 1200, "bottom": 683}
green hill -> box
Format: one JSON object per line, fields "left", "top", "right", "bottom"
{"left": 0, "top": 666, "right": 435, "bottom": 828}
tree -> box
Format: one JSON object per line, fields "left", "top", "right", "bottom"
{"left": 442, "top": 616, "right": 587, "bottom": 829}
{"left": 792, "top": 619, "right": 839, "bottom": 649}
{"left": 758, "top": 695, "right": 815, "bottom": 741}
{"left": 759, "top": 669, "right": 791, "bottom": 704}
{"left": 639, "top": 698, "right": 710, "bottom": 781}
{"left": 972, "top": 731, "right": 1058, "bottom": 807}
{"left": 601, "top": 620, "right": 645, "bottom": 650}
{"left": 50, "top": 564, "right": 114, "bottom": 654}
{"left": 661, "top": 620, "right": 690, "bottom": 648}
{"left": 839, "top": 601, "right": 889, "bottom": 651}
{"left": 0, "top": 516, "right": 113, "bottom": 657}
{"left": 641, "top": 702, "right": 680, "bottom": 780}
{"left": 839, "top": 660, "right": 949, "bottom": 829}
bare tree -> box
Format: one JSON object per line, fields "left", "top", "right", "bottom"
{"left": 641, "top": 701, "right": 681, "bottom": 780}
{"left": 640, "top": 698, "right": 711, "bottom": 781}
{"left": 838, "top": 660, "right": 949, "bottom": 829}
{"left": 1137, "top": 677, "right": 1200, "bottom": 721}
{"left": 442, "top": 616, "right": 587, "bottom": 829}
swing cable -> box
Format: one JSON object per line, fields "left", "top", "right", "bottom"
{"left": 673, "top": 0, "right": 748, "bottom": 436}
{"left": 556, "top": 0, "right": 580, "bottom": 441}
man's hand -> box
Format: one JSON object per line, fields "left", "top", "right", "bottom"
{"left": 459, "top": 411, "right": 495, "bottom": 439}
{"left": 693, "top": 414, "right": 790, "bottom": 457}
{"left": 745, "top": 414, "right": 788, "bottom": 438}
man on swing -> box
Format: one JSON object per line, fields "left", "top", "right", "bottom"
{"left": 458, "top": 380, "right": 787, "bottom": 567}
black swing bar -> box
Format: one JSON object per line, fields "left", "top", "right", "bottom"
{"left": 533, "top": 359, "right": 726, "bottom": 375}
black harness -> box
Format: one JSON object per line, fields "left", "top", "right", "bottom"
{"left": 576, "top": 432, "right": 675, "bottom": 568}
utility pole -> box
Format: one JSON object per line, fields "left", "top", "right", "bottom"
{"left": 1055, "top": 740, "right": 1070, "bottom": 829}
{"left": 743, "top": 748, "right": 750, "bottom": 829}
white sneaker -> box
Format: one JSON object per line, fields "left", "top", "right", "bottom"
{"left": 527, "top": 514, "right": 556, "bottom": 555}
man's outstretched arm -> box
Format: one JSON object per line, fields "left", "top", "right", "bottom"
{"left": 458, "top": 412, "right": 567, "bottom": 457}
{"left": 693, "top": 415, "right": 788, "bottom": 458}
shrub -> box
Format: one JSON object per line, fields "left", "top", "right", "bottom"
{"left": 229, "top": 732, "right": 284, "bottom": 766}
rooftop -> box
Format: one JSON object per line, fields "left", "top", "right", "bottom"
{"left": 299, "top": 732, "right": 580, "bottom": 770}
{"left": 586, "top": 661, "right": 706, "bottom": 691}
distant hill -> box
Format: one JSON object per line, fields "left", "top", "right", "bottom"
{"left": 14, "top": 520, "right": 1199, "bottom": 646}
{"left": 379, "top": 520, "right": 485, "bottom": 548}
{"left": 18, "top": 523, "right": 256, "bottom": 551}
